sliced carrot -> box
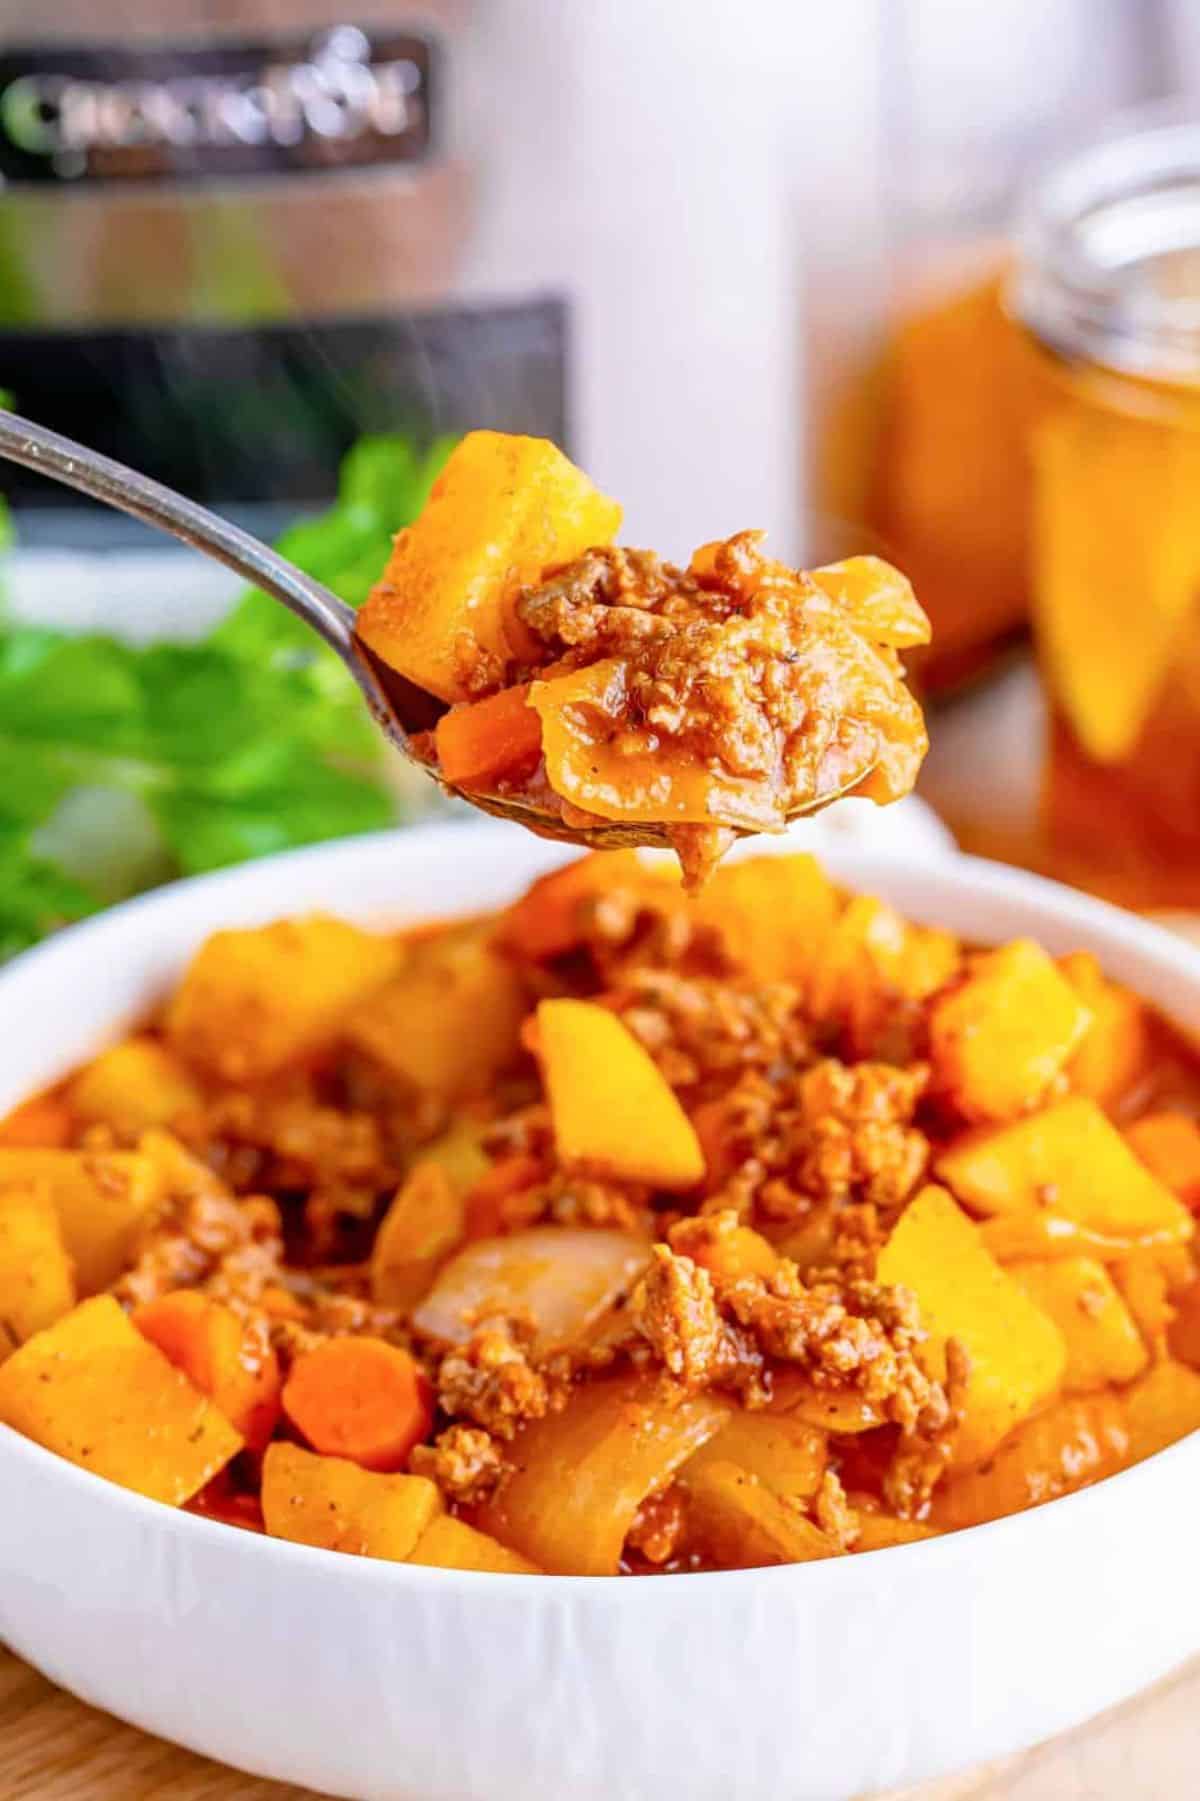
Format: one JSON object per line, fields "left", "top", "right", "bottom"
{"left": 282, "top": 1336, "right": 433, "bottom": 1473}
{"left": 0, "top": 1092, "right": 74, "bottom": 1148}
{"left": 435, "top": 685, "right": 543, "bottom": 789}
{"left": 134, "top": 1290, "right": 282, "bottom": 1452}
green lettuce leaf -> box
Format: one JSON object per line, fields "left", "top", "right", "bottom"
{"left": 0, "top": 432, "right": 456, "bottom": 954}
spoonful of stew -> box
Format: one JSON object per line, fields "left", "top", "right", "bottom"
{"left": 0, "top": 415, "right": 929, "bottom": 885}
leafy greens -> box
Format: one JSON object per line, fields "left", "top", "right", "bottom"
{"left": 0, "top": 434, "right": 456, "bottom": 958}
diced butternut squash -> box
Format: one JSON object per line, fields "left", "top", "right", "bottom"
{"left": 684, "top": 1412, "right": 826, "bottom": 1502}
{"left": 0, "top": 1183, "right": 75, "bottom": 1357}
{"left": 1111, "top": 1253, "right": 1176, "bottom": 1358}
{"left": 496, "top": 850, "right": 676, "bottom": 963}
{"left": 1125, "top": 1113, "right": 1200, "bottom": 1212}
{"left": 167, "top": 915, "right": 398, "bottom": 1082}
{"left": 876, "top": 1185, "right": 1067, "bottom": 1465}
{"left": 937, "top": 1097, "right": 1195, "bottom": 1246}
{"left": 419, "top": 1121, "right": 491, "bottom": 1196}
{"left": 806, "top": 894, "right": 959, "bottom": 1059}
{"left": 809, "top": 557, "right": 932, "bottom": 648}
{"left": 0, "top": 1295, "right": 242, "bottom": 1503}
{"left": 348, "top": 925, "right": 525, "bottom": 1106}
{"left": 671, "top": 1217, "right": 778, "bottom": 1283}
{"left": 681, "top": 1460, "right": 840, "bottom": 1568}
{"left": 691, "top": 854, "right": 840, "bottom": 987}
{"left": 928, "top": 941, "right": 1092, "bottom": 1123}
{"left": 930, "top": 1393, "right": 1129, "bottom": 1530}
{"left": 370, "top": 1160, "right": 467, "bottom": 1310}
{"left": 407, "top": 1514, "right": 540, "bottom": 1573}
{"left": 0, "top": 1148, "right": 162, "bottom": 1295}
{"left": 851, "top": 1510, "right": 941, "bottom": 1551}
{"left": 536, "top": 998, "right": 704, "bottom": 1190}
{"left": 0, "top": 1092, "right": 74, "bottom": 1148}
{"left": 1123, "top": 1360, "right": 1200, "bottom": 1464}
{"left": 261, "top": 1441, "right": 442, "bottom": 1560}
{"left": 357, "top": 431, "right": 622, "bottom": 703}
{"left": 70, "top": 1037, "right": 202, "bottom": 1138}
{"left": 435, "top": 685, "right": 544, "bottom": 790}
{"left": 1168, "top": 1276, "right": 1200, "bottom": 1368}
{"left": 134, "top": 1290, "right": 282, "bottom": 1451}
{"left": 1009, "top": 1257, "right": 1147, "bottom": 1391}
{"left": 1059, "top": 952, "right": 1150, "bottom": 1111}
{"left": 979, "top": 1212, "right": 1152, "bottom": 1265}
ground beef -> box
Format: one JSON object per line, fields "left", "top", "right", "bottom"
{"left": 631, "top": 1245, "right": 745, "bottom": 1391}
{"left": 434, "top": 1315, "right": 564, "bottom": 1440}
{"left": 704, "top": 1058, "right": 929, "bottom": 1227}
{"left": 614, "top": 968, "right": 810, "bottom": 1098}
{"left": 112, "top": 1134, "right": 284, "bottom": 1310}
{"left": 631, "top": 1244, "right": 951, "bottom": 1441}
{"left": 514, "top": 532, "right": 926, "bottom": 821}
{"left": 814, "top": 1468, "right": 859, "bottom": 1551}
{"left": 410, "top": 1423, "right": 508, "bottom": 1505}
{"left": 883, "top": 1337, "right": 972, "bottom": 1518}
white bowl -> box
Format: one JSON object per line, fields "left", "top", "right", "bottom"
{"left": 1, "top": 823, "right": 1198, "bottom": 1801}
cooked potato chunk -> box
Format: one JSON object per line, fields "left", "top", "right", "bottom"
{"left": 167, "top": 915, "right": 398, "bottom": 1082}
{"left": 807, "top": 894, "right": 959, "bottom": 1058}
{"left": 536, "top": 998, "right": 704, "bottom": 1190}
{"left": 357, "top": 430, "right": 622, "bottom": 703}
{"left": 876, "top": 1185, "right": 1067, "bottom": 1465}
{"left": 262, "top": 1441, "right": 442, "bottom": 1560}
{"left": 937, "top": 1097, "right": 1194, "bottom": 1245}
{"left": 852, "top": 1511, "right": 941, "bottom": 1551}
{"left": 371, "top": 1161, "right": 467, "bottom": 1310}
{"left": 348, "top": 925, "right": 525, "bottom": 1106}
{"left": 930, "top": 1394, "right": 1128, "bottom": 1529}
{"left": 929, "top": 940, "right": 1092, "bottom": 1122}
{"left": 692, "top": 854, "right": 839, "bottom": 986}
{"left": 1009, "top": 1257, "right": 1147, "bottom": 1391}
{"left": 0, "top": 1183, "right": 75, "bottom": 1357}
{"left": 1122, "top": 1360, "right": 1200, "bottom": 1464}
{"left": 0, "top": 1295, "right": 241, "bottom": 1503}
{"left": 1059, "top": 951, "right": 1150, "bottom": 1111}
{"left": 0, "top": 1148, "right": 162, "bottom": 1294}
{"left": 407, "top": 1515, "right": 540, "bottom": 1573}
{"left": 1125, "top": 1112, "right": 1200, "bottom": 1211}
{"left": 71, "top": 1037, "right": 202, "bottom": 1137}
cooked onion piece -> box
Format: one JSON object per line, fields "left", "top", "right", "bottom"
{"left": 411, "top": 1227, "right": 650, "bottom": 1353}
{"left": 477, "top": 1373, "right": 730, "bottom": 1574}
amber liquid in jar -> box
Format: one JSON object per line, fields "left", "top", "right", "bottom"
{"left": 1017, "top": 113, "right": 1200, "bottom": 909}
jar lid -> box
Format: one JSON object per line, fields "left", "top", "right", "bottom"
{"left": 1015, "top": 105, "right": 1200, "bottom": 380}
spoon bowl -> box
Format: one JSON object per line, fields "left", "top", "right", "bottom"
{"left": 0, "top": 409, "right": 872, "bottom": 850}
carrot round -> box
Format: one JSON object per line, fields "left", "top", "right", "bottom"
{"left": 134, "top": 1290, "right": 282, "bottom": 1453}
{"left": 435, "top": 685, "right": 543, "bottom": 789}
{"left": 282, "top": 1336, "right": 433, "bottom": 1473}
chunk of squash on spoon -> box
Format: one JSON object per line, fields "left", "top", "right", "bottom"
{"left": 358, "top": 431, "right": 622, "bottom": 703}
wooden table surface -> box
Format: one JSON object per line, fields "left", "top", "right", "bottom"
{"left": 2, "top": 1644, "right": 1196, "bottom": 1800}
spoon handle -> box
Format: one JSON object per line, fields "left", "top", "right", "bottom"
{"left": 0, "top": 409, "right": 356, "bottom": 655}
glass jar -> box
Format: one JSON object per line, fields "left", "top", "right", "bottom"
{"left": 1015, "top": 108, "right": 1200, "bottom": 908}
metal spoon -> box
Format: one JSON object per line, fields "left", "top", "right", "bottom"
{"left": 0, "top": 409, "right": 871, "bottom": 850}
